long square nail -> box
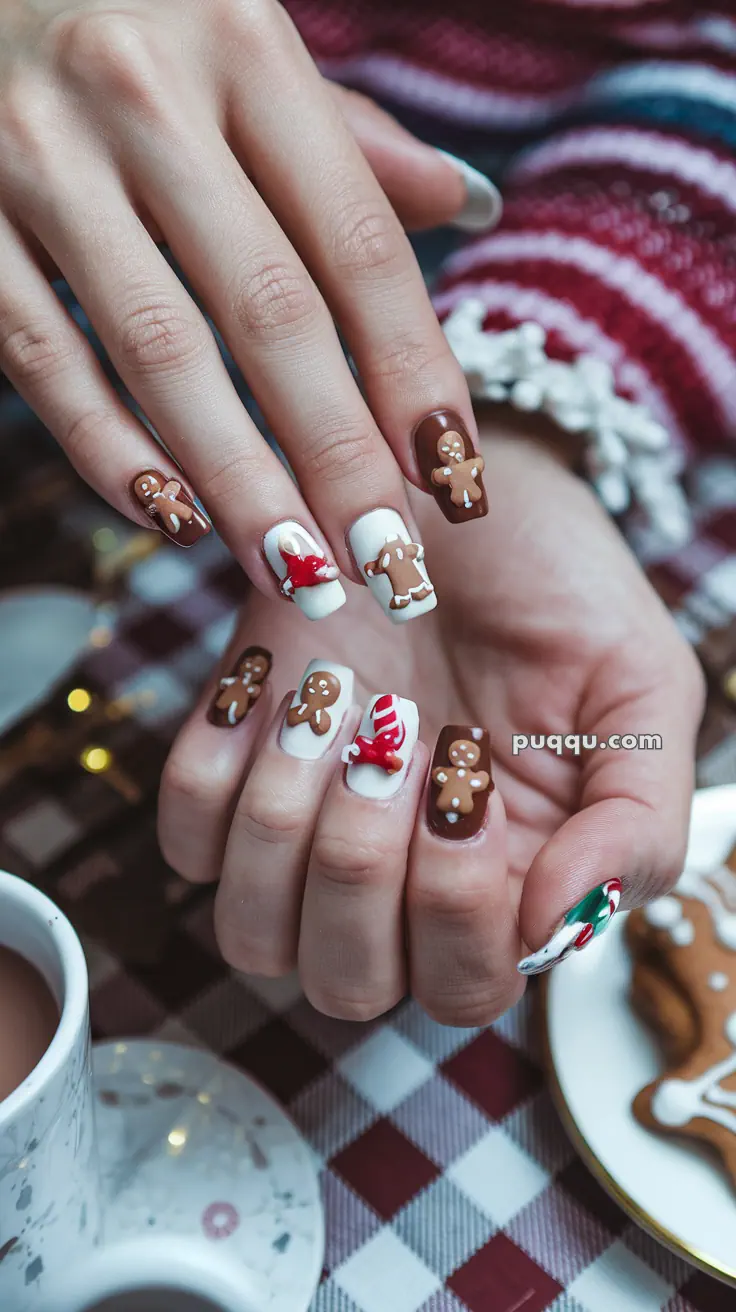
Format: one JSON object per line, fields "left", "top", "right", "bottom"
{"left": 263, "top": 521, "right": 346, "bottom": 620}
{"left": 428, "top": 726, "right": 493, "bottom": 839}
{"left": 132, "top": 469, "right": 211, "bottom": 546}
{"left": 516, "top": 878, "right": 623, "bottom": 975}
{"left": 208, "top": 646, "right": 272, "bottom": 728}
{"left": 348, "top": 509, "right": 437, "bottom": 624}
{"left": 414, "top": 412, "right": 487, "bottom": 524}
{"left": 280, "top": 660, "right": 354, "bottom": 760}
{"left": 342, "top": 693, "right": 419, "bottom": 799}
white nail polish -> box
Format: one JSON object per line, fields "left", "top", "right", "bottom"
{"left": 342, "top": 693, "right": 419, "bottom": 800}
{"left": 348, "top": 509, "right": 437, "bottom": 625}
{"left": 280, "top": 660, "right": 354, "bottom": 761}
{"left": 263, "top": 521, "right": 346, "bottom": 620}
{"left": 438, "top": 151, "right": 503, "bottom": 233}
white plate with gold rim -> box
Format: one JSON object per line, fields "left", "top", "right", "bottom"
{"left": 545, "top": 784, "right": 736, "bottom": 1286}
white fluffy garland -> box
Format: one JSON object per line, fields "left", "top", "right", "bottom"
{"left": 443, "top": 298, "right": 692, "bottom": 549}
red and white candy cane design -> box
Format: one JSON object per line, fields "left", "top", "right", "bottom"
{"left": 344, "top": 694, "right": 407, "bottom": 774}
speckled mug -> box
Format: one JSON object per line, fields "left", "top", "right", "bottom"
{"left": 0, "top": 871, "right": 101, "bottom": 1308}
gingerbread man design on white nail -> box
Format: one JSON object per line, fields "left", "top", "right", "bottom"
{"left": 263, "top": 521, "right": 346, "bottom": 620}
{"left": 342, "top": 693, "right": 419, "bottom": 799}
{"left": 348, "top": 509, "right": 437, "bottom": 625}
{"left": 280, "top": 660, "right": 354, "bottom": 761}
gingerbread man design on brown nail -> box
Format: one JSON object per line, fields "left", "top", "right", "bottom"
{"left": 429, "top": 727, "right": 493, "bottom": 841}
{"left": 286, "top": 669, "right": 341, "bottom": 736}
{"left": 208, "top": 647, "right": 272, "bottom": 728}
{"left": 365, "top": 536, "right": 434, "bottom": 611}
{"left": 431, "top": 433, "right": 486, "bottom": 511}
{"left": 132, "top": 470, "right": 210, "bottom": 547}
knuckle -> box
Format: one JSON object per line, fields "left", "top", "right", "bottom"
{"left": 0, "top": 317, "right": 75, "bottom": 389}
{"left": 237, "top": 786, "right": 304, "bottom": 844}
{"left": 312, "top": 833, "right": 394, "bottom": 890}
{"left": 53, "top": 12, "right": 156, "bottom": 100}
{"left": 218, "top": 929, "right": 295, "bottom": 978}
{"left": 232, "top": 262, "right": 320, "bottom": 343}
{"left": 63, "top": 406, "right": 118, "bottom": 466}
{"left": 304, "top": 984, "right": 394, "bottom": 1023}
{"left": 331, "top": 200, "right": 403, "bottom": 279}
{"left": 299, "top": 423, "right": 380, "bottom": 488}
{"left": 369, "top": 332, "right": 450, "bottom": 388}
{"left": 0, "top": 76, "right": 60, "bottom": 180}
{"left": 417, "top": 985, "right": 521, "bottom": 1030}
{"left": 160, "top": 753, "right": 227, "bottom": 826}
{"left": 409, "top": 878, "right": 492, "bottom": 927}
{"left": 196, "top": 448, "right": 261, "bottom": 514}
{"left": 115, "top": 300, "right": 208, "bottom": 377}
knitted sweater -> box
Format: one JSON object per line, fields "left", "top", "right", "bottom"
{"left": 284, "top": 0, "right": 736, "bottom": 640}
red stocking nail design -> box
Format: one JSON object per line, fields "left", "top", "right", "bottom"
{"left": 342, "top": 693, "right": 419, "bottom": 798}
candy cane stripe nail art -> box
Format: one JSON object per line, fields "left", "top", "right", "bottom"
{"left": 342, "top": 693, "right": 419, "bottom": 799}
{"left": 280, "top": 660, "right": 354, "bottom": 761}
{"left": 517, "top": 878, "right": 623, "bottom": 976}
{"left": 263, "top": 522, "right": 346, "bottom": 621}
{"left": 132, "top": 470, "right": 211, "bottom": 547}
{"left": 348, "top": 509, "right": 437, "bottom": 625}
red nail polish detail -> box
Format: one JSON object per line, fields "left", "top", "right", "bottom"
{"left": 414, "top": 412, "right": 487, "bottom": 524}
{"left": 132, "top": 470, "right": 210, "bottom": 547}
{"left": 428, "top": 725, "right": 493, "bottom": 840}
{"left": 208, "top": 647, "right": 272, "bottom": 728}
{"left": 279, "top": 540, "right": 338, "bottom": 597}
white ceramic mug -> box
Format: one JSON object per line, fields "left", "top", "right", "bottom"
{"left": 0, "top": 870, "right": 101, "bottom": 1308}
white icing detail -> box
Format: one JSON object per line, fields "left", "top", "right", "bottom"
{"left": 435, "top": 771, "right": 448, "bottom": 783}
{"left": 470, "top": 779, "right": 483, "bottom": 788}
{"left": 471, "top": 728, "right": 483, "bottom": 740}
{"left": 675, "top": 865, "right": 736, "bottom": 950}
{"left": 451, "top": 797, "right": 460, "bottom": 809}
{"left": 442, "top": 300, "right": 692, "bottom": 550}
{"left": 644, "top": 896, "right": 682, "bottom": 929}
{"left": 447, "top": 812, "right": 459, "bottom": 824}
{"left": 672, "top": 919, "right": 695, "bottom": 946}
{"left": 169, "top": 512, "right": 181, "bottom": 535}
{"left": 457, "top": 769, "right": 466, "bottom": 778}
{"left": 709, "top": 972, "right": 730, "bottom": 992}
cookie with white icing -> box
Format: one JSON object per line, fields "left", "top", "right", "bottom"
{"left": 628, "top": 845, "right": 736, "bottom": 1186}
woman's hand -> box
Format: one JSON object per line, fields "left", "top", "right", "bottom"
{"left": 0, "top": 0, "right": 498, "bottom": 608}
{"left": 158, "top": 420, "right": 704, "bottom": 1024}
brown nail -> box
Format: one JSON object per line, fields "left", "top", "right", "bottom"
{"left": 131, "top": 469, "right": 211, "bottom": 547}
{"left": 428, "top": 725, "right": 493, "bottom": 840}
{"left": 414, "top": 411, "right": 487, "bottom": 523}
{"left": 208, "top": 646, "right": 272, "bottom": 728}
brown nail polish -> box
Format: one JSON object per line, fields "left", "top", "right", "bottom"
{"left": 414, "top": 411, "right": 487, "bottom": 523}
{"left": 131, "top": 469, "right": 211, "bottom": 547}
{"left": 208, "top": 646, "right": 272, "bottom": 728}
{"left": 428, "top": 725, "right": 493, "bottom": 839}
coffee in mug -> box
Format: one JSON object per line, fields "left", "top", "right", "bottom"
{"left": 0, "top": 945, "right": 59, "bottom": 1101}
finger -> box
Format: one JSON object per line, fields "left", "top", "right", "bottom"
{"left": 330, "top": 86, "right": 502, "bottom": 233}
{"left": 215, "top": 660, "right": 357, "bottom": 977}
{"left": 227, "top": 6, "right": 491, "bottom": 521}
{"left": 516, "top": 649, "right": 703, "bottom": 976}
{"left": 299, "top": 693, "right": 424, "bottom": 1020}
{"left": 15, "top": 164, "right": 346, "bottom": 608}
{"left": 158, "top": 642, "right": 273, "bottom": 884}
{"left": 408, "top": 726, "right": 522, "bottom": 1026}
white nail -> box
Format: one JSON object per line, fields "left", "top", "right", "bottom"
{"left": 342, "top": 693, "right": 419, "bottom": 800}
{"left": 280, "top": 660, "right": 354, "bottom": 761}
{"left": 438, "top": 151, "right": 503, "bottom": 233}
{"left": 263, "top": 521, "right": 346, "bottom": 620}
{"left": 348, "top": 509, "right": 437, "bottom": 625}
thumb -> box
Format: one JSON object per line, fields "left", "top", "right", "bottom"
{"left": 328, "top": 83, "right": 502, "bottom": 233}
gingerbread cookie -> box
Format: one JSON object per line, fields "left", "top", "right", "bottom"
{"left": 208, "top": 647, "right": 271, "bottom": 728}
{"left": 286, "top": 668, "right": 341, "bottom": 736}
{"left": 365, "top": 536, "right": 434, "bottom": 612}
{"left": 414, "top": 411, "right": 488, "bottom": 524}
{"left": 281, "top": 660, "right": 354, "bottom": 762}
{"left": 349, "top": 509, "right": 437, "bottom": 625}
{"left": 132, "top": 469, "right": 210, "bottom": 547}
{"left": 428, "top": 726, "right": 493, "bottom": 840}
{"left": 628, "top": 844, "right": 736, "bottom": 1187}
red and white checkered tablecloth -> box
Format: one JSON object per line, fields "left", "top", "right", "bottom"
{"left": 0, "top": 432, "right": 734, "bottom": 1312}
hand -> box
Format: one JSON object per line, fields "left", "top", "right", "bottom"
{"left": 0, "top": 0, "right": 499, "bottom": 601}
{"left": 158, "top": 421, "right": 704, "bottom": 1023}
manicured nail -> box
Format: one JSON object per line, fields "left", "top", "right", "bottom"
{"left": 280, "top": 660, "right": 354, "bottom": 761}
{"left": 263, "top": 521, "right": 346, "bottom": 620}
{"left": 132, "top": 469, "right": 211, "bottom": 547}
{"left": 438, "top": 151, "right": 503, "bottom": 233}
{"left": 414, "top": 411, "right": 488, "bottom": 524}
{"left": 208, "top": 646, "right": 272, "bottom": 728}
{"left": 342, "top": 693, "right": 419, "bottom": 799}
{"left": 517, "top": 878, "right": 623, "bottom": 976}
{"left": 348, "top": 509, "right": 437, "bottom": 624}
{"left": 428, "top": 725, "right": 493, "bottom": 839}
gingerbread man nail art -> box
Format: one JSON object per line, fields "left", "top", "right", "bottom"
{"left": 428, "top": 726, "right": 493, "bottom": 840}
{"left": 414, "top": 411, "right": 488, "bottom": 524}
{"left": 349, "top": 509, "right": 437, "bottom": 625}
{"left": 132, "top": 470, "right": 211, "bottom": 547}
{"left": 365, "top": 537, "right": 434, "bottom": 612}
{"left": 208, "top": 647, "right": 272, "bottom": 728}
{"left": 286, "top": 668, "right": 341, "bottom": 736}
{"left": 262, "top": 521, "right": 346, "bottom": 621}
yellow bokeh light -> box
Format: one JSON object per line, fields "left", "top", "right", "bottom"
{"left": 89, "top": 626, "right": 112, "bottom": 649}
{"left": 724, "top": 668, "right": 736, "bottom": 703}
{"left": 167, "top": 1127, "right": 187, "bottom": 1149}
{"left": 80, "top": 746, "right": 112, "bottom": 774}
{"left": 196, "top": 1092, "right": 211, "bottom": 1105}
{"left": 67, "top": 688, "right": 92, "bottom": 713}
{"left": 92, "top": 527, "right": 117, "bottom": 552}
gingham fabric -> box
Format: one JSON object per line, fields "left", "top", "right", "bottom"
{"left": 0, "top": 428, "right": 734, "bottom": 1312}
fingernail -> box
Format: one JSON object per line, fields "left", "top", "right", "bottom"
{"left": 342, "top": 693, "right": 419, "bottom": 799}
{"left": 208, "top": 646, "right": 272, "bottom": 728}
{"left": 280, "top": 659, "right": 354, "bottom": 760}
{"left": 348, "top": 509, "right": 437, "bottom": 624}
{"left": 428, "top": 725, "right": 493, "bottom": 839}
{"left": 414, "top": 411, "right": 488, "bottom": 524}
{"left": 517, "top": 878, "right": 623, "bottom": 976}
{"left": 131, "top": 469, "right": 211, "bottom": 547}
{"left": 438, "top": 151, "right": 503, "bottom": 233}
{"left": 263, "top": 521, "right": 346, "bottom": 620}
